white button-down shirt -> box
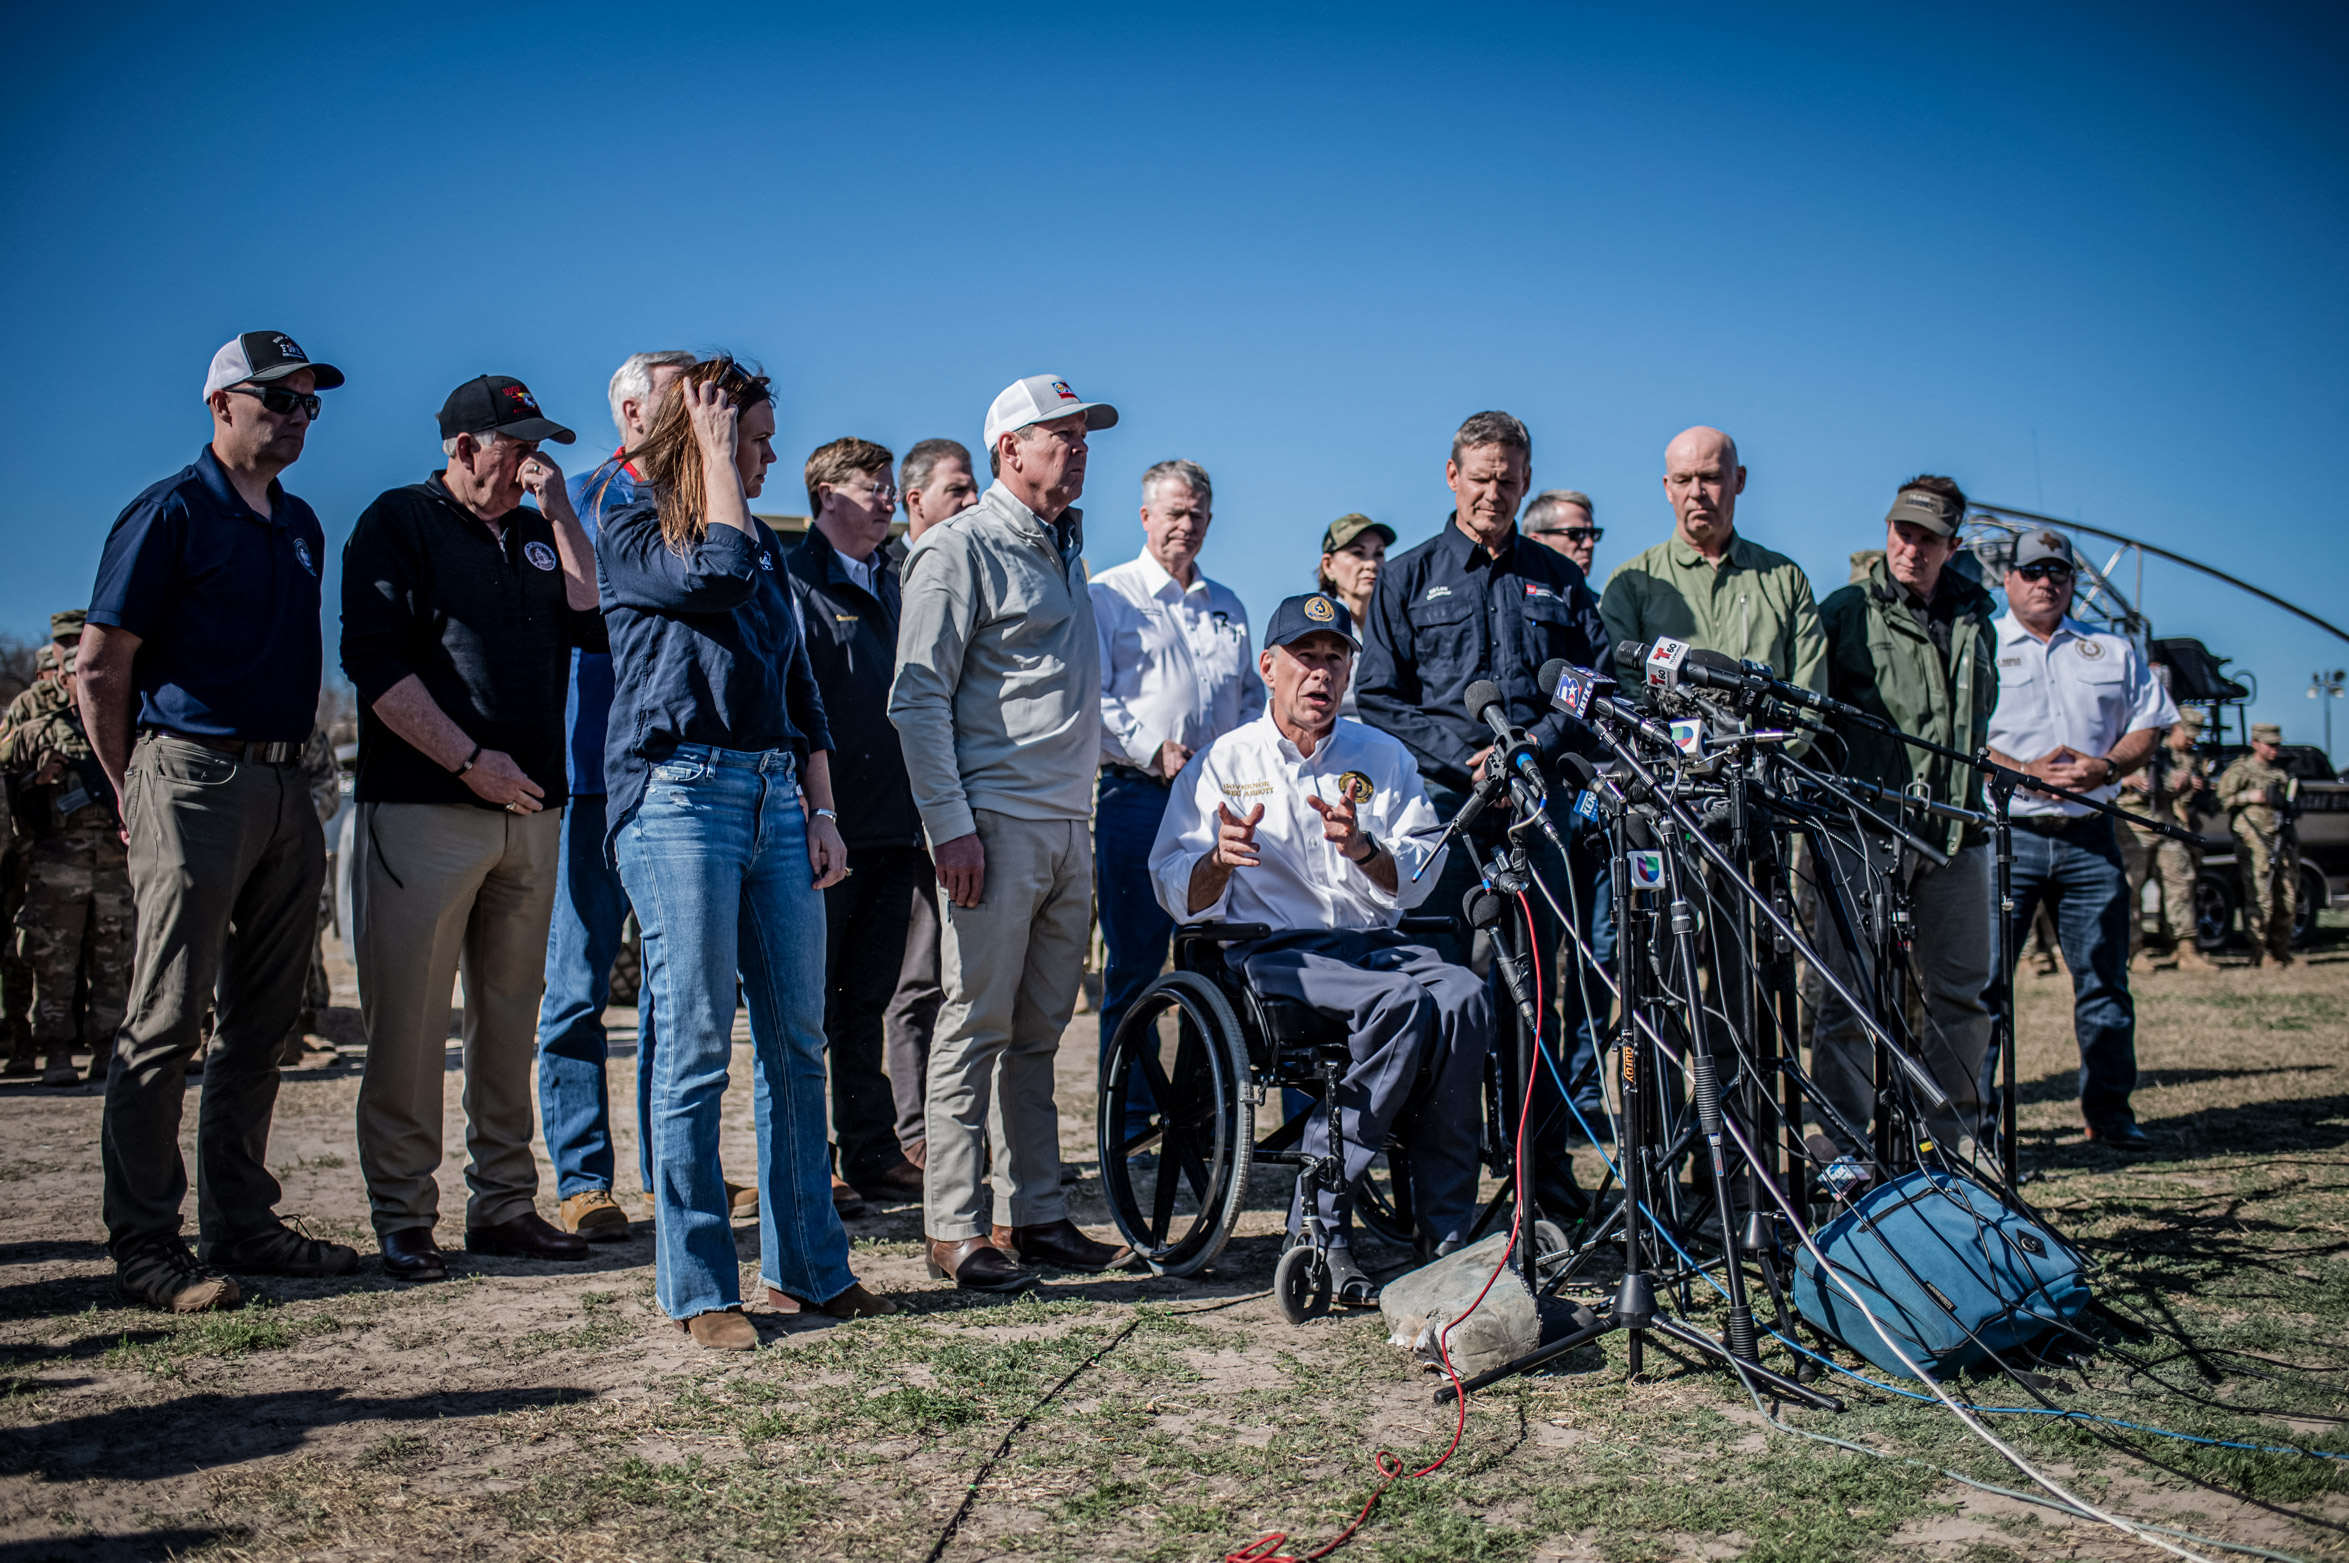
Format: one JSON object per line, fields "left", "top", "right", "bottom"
{"left": 1092, "top": 554, "right": 1263, "bottom": 771}
{"left": 1986, "top": 612, "right": 2178, "bottom": 817}
{"left": 1150, "top": 712, "right": 1446, "bottom": 929}
{"left": 833, "top": 545, "right": 879, "bottom": 598}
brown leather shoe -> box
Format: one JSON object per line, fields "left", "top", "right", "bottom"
{"left": 674, "top": 1308, "right": 758, "bottom": 1351}
{"left": 997, "top": 1218, "right": 1134, "bottom": 1273}
{"left": 903, "top": 1138, "right": 927, "bottom": 1171}
{"left": 769, "top": 1281, "right": 905, "bottom": 1319}
{"left": 466, "top": 1211, "right": 590, "bottom": 1261}
{"left": 727, "top": 1180, "right": 759, "bottom": 1218}
{"left": 832, "top": 1176, "right": 868, "bottom": 1218}
{"left": 850, "top": 1159, "right": 925, "bottom": 1206}
{"left": 560, "top": 1190, "right": 632, "bottom": 1241}
{"left": 927, "top": 1236, "right": 1037, "bottom": 1293}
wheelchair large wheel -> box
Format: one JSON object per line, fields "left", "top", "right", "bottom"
{"left": 1099, "top": 973, "right": 1254, "bottom": 1276}
{"left": 1351, "top": 1142, "right": 1417, "bottom": 1247}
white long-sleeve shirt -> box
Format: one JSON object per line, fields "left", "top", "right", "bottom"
{"left": 1091, "top": 554, "right": 1263, "bottom": 771}
{"left": 1986, "top": 613, "right": 2178, "bottom": 818}
{"left": 1150, "top": 712, "right": 1446, "bottom": 930}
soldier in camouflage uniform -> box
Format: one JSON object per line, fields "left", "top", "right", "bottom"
{"left": 2217, "top": 722, "right": 2299, "bottom": 968}
{"left": 2120, "top": 709, "right": 2217, "bottom": 970}
{"left": 0, "top": 644, "right": 132, "bottom": 1085}
{"left": 2, "top": 614, "right": 85, "bottom": 1074}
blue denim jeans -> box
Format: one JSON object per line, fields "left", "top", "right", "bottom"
{"left": 1979, "top": 814, "right": 2138, "bottom": 1128}
{"left": 535, "top": 794, "right": 657, "bottom": 1200}
{"left": 616, "top": 746, "right": 853, "bottom": 1318}
{"left": 1095, "top": 767, "right": 1174, "bottom": 1065}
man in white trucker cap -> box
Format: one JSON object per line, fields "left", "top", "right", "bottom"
{"left": 888, "top": 374, "right": 1131, "bottom": 1293}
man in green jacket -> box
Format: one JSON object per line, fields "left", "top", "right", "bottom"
{"left": 1809, "top": 477, "right": 2001, "bottom": 1163}
{"left": 1599, "top": 426, "right": 1827, "bottom": 698}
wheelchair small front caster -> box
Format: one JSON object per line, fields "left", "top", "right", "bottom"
{"left": 1275, "top": 1243, "right": 1332, "bottom": 1324}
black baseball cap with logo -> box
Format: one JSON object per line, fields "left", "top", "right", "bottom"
{"left": 202, "top": 331, "right": 345, "bottom": 398}
{"left": 1264, "top": 592, "right": 1358, "bottom": 650}
{"left": 436, "top": 375, "right": 576, "bottom": 445}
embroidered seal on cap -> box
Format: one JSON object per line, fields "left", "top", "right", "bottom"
{"left": 523, "top": 541, "right": 559, "bottom": 571}
{"left": 1304, "top": 595, "right": 1336, "bottom": 623}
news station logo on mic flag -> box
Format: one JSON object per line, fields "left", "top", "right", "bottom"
{"left": 1549, "top": 664, "right": 1598, "bottom": 719}
{"left": 1626, "top": 850, "right": 1666, "bottom": 890}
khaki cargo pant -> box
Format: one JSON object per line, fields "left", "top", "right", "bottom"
{"left": 2232, "top": 823, "right": 2298, "bottom": 961}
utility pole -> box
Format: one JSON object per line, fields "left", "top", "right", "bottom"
{"left": 2311, "top": 669, "right": 2346, "bottom": 770}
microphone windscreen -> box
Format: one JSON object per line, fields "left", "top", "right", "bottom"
{"left": 1685, "top": 647, "right": 1740, "bottom": 673}
{"left": 1463, "top": 679, "right": 1504, "bottom": 719}
{"left": 1556, "top": 751, "right": 1598, "bottom": 789}
{"left": 1537, "top": 658, "right": 1569, "bottom": 695}
{"left": 1614, "top": 639, "right": 1649, "bottom": 670}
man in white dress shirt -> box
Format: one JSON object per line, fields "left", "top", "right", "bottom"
{"left": 1091, "top": 459, "right": 1263, "bottom": 1075}
{"left": 1150, "top": 593, "right": 1490, "bottom": 1303}
{"left": 1982, "top": 529, "right": 2177, "bottom": 1152}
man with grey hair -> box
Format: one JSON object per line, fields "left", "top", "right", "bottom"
{"left": 1524, "top": 490, "right": 1602, "bottom": 577}
{"left": 1090, "top": 458, "right": 1263, "bottom": 1084}
{"left": 900, "top": 438, "right": 980, "bottom": 545}
{"left": 534, "top": 350, "right": 707, "bottom": 1240}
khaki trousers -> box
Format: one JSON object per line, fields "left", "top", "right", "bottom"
{"left": 923, "top": 810, "right": 1090, "bottom": 1240}
{"left": 353, "top": 802, "right": 560, "bottom": 1235}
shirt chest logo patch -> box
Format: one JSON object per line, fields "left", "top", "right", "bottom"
{"left": 1524, "top": 583, "right": 1554, "bottom": 599}
{"left": 757, "top": 551, "right": 775, "bottom": 571}
{"left": 1337, "top": 771, "right": 1375, "bottom": 804}
{"left": 291, "top": 538, "right": 316, "bottom": 576}
{"left": 523, "top": 541, "right": 559, "bottom": 572}
{"left": 1423, "top": 585, "right": 1452, "bottom": 600}
{"left": 2074, "top": 639, "right": 2105, "bottom": 659}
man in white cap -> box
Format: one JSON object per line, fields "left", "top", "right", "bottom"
{"left": 888, "top": 374, "right": 1134, "bottom": 1291}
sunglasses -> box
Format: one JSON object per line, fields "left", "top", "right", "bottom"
{"left": 2013, "top": 562, "right": 2074, "bottom": 583}
{"left": 1539, "top": 526, "right": 1603, "bottom": 544}
{"left": 226, "top": 384, "right": 322, "bottom": 420}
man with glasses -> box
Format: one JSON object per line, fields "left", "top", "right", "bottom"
{"left": 1983, "top": 529, "right": 2177, "bottom": 1152}
{"left": 80, "top": 331, "right": 355, "bottom": 1310}
{"left": 787, "top": 437, "right": 928, "bottom": 1214}
{"left": 342, "top": 376, "right": 605, "bottom": 1281}
{"left": 1524, "top": 490, "right": 1602, "bottom": 576}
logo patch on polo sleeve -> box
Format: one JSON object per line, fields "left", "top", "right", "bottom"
{"left": 523, "top": 541, "right": 559, "bottom": 571}
{"left": 291, "top": 538, "right": 316, "bottom": 575}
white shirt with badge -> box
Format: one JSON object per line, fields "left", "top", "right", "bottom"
{"left": 1091, "top": 554, "right": 1264, "bottom": 771}
{"left": 1986, "top": 612, "right": 2179, "bottom": 818}
{"left": 1149, "top": 711, "right": 1446, "bottom": 930}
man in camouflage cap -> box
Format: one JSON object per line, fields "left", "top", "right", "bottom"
{"left": 0, "top": 644, "right": 132, "bottom": 1085}
{"left": 2217, "top": 723, "right": 2298, "bottom": 967}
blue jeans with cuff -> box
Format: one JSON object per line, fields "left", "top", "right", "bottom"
{"left": 616, "top": 745, "right": 853, "bottom": 1319}
{"left": 535, "top": 793, "right": 658, "bottom": 1201}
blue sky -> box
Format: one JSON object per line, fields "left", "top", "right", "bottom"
{"left": 7, "top": 4, "right": 2346, "bottom": 752}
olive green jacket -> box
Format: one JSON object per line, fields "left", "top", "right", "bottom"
{"left": 1598, "top": 532, "right": 1829, "bottom": 692}
{"left": 1817, "top": 560, "right": 2001, "bottom": 855}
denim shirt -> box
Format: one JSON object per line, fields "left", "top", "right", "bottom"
{"left": 597, "top": 495, "right": 833, "bottom": 862}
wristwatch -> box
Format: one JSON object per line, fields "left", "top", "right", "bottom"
{"left": 2098, "top": 756, "right": 2119, "bottom": 785}
{"left": 813, "top": 807, "right": 839, "bottom": 821}
{"left": 1347, "top": 831, "right": 1381, "bottom": 865}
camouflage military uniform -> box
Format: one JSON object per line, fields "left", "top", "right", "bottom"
{"left": 2119, "top": 742, "right": 2212, "bottom": 960}
{"left": 2217, "top": 750, "right": 2298, "bottom": 964}
{"left": 0, "top": 674, "right": 69, "bottom": 1073}
{"left": 0, "top": 686, "right": 131, "bottom": 1084}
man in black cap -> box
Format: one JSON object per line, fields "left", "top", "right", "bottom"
{"left": 340, "top": 375, "right": 605, "bottom": 1281}
{"left": 81, "top": 330, "right": 354, "bottom": 1310}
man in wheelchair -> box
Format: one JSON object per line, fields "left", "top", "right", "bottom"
{"left": 1148, "top": 593, "right": 1492, "bottom": 1306}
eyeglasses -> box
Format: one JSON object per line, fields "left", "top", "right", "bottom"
{"left": 833, "top": 479, "right": 900, "bottom": 505}
{"left": 225, "top": 384, "right": 322, "bottom": 420}
{"left": 2013, "top": 563, "right": 2074, "bottom": 583}
{"left": 1535, "top": 526, "right": 1602, "bottom": 544}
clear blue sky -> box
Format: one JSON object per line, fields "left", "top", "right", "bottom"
{"left": 8, "top": 5, "right": 2345, "bottom": 752}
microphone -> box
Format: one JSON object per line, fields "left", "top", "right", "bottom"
{"left": 1464, "top": 679, "right": 1549, "bottom": 804}
{"left": 1617, "top": 637, "right": 1755, "bottom": 702}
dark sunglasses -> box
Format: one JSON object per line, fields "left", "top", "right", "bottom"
{"left": 1535, "top": 526, "right": 1603, "bottom": 544}
{"left": 226, "top": 384, "right": 322, "bottom": 420}
{"left": 2014, "top": 562, "right": 2073, "bottom": 583}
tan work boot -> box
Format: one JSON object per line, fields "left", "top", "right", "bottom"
{"left": 2174, "top": 945, "right": 2218, "bottom": 972}
{"left": 559, "top": 1189, "right": 632, "bottom": 1242}
{"left": 673, "top": 1308, "right": 759, "bottom": 1352}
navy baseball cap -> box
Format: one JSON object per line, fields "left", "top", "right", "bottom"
{"left": 1263, "top": 592, "right": 1357, "bottom": 651}
{"left": 437, "top": 375, "right": 576, "bottom": 445}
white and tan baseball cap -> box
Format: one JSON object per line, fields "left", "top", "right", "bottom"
{"left": 981, "top": 374, "right": 1118, "bottom": 453}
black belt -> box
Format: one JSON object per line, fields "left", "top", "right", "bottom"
{"left": 1107, "top": 764, "right": 1173, "bottom": 790}
{"left": 2012, "top": 812, "right": 2098, "bottom": 838}
{"left": 144, "top": 729, "right": 302, "bottom": 766}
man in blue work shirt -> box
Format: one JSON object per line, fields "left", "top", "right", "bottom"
{"left": 1356, "top": 410, "right": 1607, "bottom": 1222}
{"left": 79, "top": 331, "right": 359, "bottom": 1310}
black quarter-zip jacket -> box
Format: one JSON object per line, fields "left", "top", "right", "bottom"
{"left": 783, "top": 530, "right": 921, "bottom": 850}
{"left": 341, "top": 474, "right": 608, "bottom": 808}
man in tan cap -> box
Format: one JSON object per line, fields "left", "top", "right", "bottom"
{"left": 2121, "top": 709, "right": 2216, "bottom": 969}
{"left": 2217, "top": 724, "right": 2298, "bottom": 967}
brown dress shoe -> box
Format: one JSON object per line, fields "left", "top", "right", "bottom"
{"left": 560, "top": 1190, "right": 632, "bottom": 1241}
{"left": 998, "top": 1218, "right": 1134, "bottom": 1273}
{"left": 927, "top": 1236, "right": 1037, "bottom": 1293}
{"left": 769, "top": 1281, "right": 905, "bottom": 1319}
{"left": 831, "top": 1176, "right": 868, "bottom": 1218}
{"left": 850, "top": 1159, "right": 925, "bottom": 1206}
{"left": 727, "top": 1181, "right": 760, "bottom": 1218}
{"left": 675, "top": 1309, "right": 758, "bottom": 1351}
{"left": 466, "top": 1211, "right": 589, "bottom": 1261}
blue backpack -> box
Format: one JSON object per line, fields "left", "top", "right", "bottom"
{"left": 1792, "top": 1169, "right": 2091, "bottom": 1380}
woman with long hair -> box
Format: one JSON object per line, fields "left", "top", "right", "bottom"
{"left": 598, "top": 357, "right": 897, "bottom": 1347}
{"left": 1316, "top": 514, "right": 1393, "bottom": 715}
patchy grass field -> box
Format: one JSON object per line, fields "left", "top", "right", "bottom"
{"left": 1, "top": 926, "right": 2345, "bottom": 1561}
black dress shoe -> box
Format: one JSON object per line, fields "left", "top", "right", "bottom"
{"left": 995, "top": 1218, "right": 1134, "bottom": 1273}
{"left": 380, "top": 1227, "right": 448, "bottom": 1282}
{"left": 2085, "top": 1120, "right": 2154, "bottom": 1153}
{"left": 466, "top": 1211, "right": 590, "bottom": 1261}
{"left": 927, "top": 1236, "right": 1037, "bottom": 1293}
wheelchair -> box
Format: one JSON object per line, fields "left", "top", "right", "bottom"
{"left": 1095, "top": 913, "right": 1512, "bottom": 1323}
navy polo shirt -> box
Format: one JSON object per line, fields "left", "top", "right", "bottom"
{"left": 86, "top": 444, "right": 325, "bottom": 742}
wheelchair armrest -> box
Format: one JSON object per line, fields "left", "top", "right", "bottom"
{"left": 1397, "top": 915, "right": 1457, "bottom": 937}
{"left": 1174, "top": 920, "right": 1273, "bottom": 947}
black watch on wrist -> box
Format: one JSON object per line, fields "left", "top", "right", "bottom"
{"left": 1349, "top": 831, "right": 1381, "bottom": 865}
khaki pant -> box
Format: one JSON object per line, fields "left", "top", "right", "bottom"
{"left": 353, "top": 802, "right": 560, "bottom": 1235}
{"left": 923, "top": 810, "right": 1090, "bottom": 1240}
{"left": 2154, "top": 836, "right": 2200, "bottom": 949}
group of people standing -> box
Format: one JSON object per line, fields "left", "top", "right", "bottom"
{"left": 42, "top": 327, "right": 2314, "bottom": 1345}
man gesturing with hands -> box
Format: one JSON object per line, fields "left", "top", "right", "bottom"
{"left": 1151, "top": 593, "right": 1490, "bottom": 1306}
{"left": 342, "top": 375, "right": 608, "bottom": 1278}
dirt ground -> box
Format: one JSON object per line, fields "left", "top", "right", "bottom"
{"left": 2, "top": 925, "right": 2346, "bottom": 1562}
